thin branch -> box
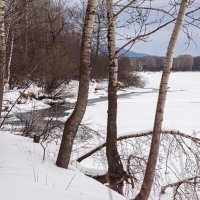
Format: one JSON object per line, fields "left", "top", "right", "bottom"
{"left": 161, "top": 176, "right": 200, "bottom": 194}
{"left": 115, "top": 7, "right": 200, "bottom": 56}
{"left": 77, "top": 130, "right": 200, "bottom": 162}
{"left": 114, "top": 0, "right": 137, "bottom": 17}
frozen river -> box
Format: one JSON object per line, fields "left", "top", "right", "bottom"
{"left": 83, "top": 72, "right": 200, "bottom": 134}
{"left": 5, "top": 72, "right": 200, "bottom": 136}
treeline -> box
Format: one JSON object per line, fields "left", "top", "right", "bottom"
{"left": 5, "top": 0, "right": 142, "bottom": 94}
{"left": 130, "top": 55, "right": 200, "bottom": 71}
{"left": 5, "top": 0, "right": 80, "bottom": 93}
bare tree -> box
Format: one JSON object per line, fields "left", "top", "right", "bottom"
{"left": 106, "top": 0, "right": 126, "bottom": 194}
{"left": 173, "top": 54, "right": 193, "bottom": 71}
{"left": 135, "top": 0, "right": 189, "bottom": 199}
{"left": 193, "top": 56, "right": 200, "bottom": 71}
{"left": 4, "top": 0, "right": 80, "bottom": 90}
{"left": 6, "top": 30, "right": 13, "bottom": 86}
{"left": 0, "top": 0, "right": 5, "bottom": 115}
{"left": 93, "top": 0, "right": 107, "bottom": 58}
{"left": 56, "top": 0, "right": 97, "bottom": 169}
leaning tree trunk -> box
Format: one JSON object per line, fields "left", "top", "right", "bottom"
{"left": 56, "top": 0, "right": 97, "bottom": 169}
{"left": 135, "top": 0, "right": 189, "bottom": 199}
{"left": 0, "top": 0, "right": 5, "bottom": 115}
{"left": 106, "top": 0, "right": 125, "bottom": 194}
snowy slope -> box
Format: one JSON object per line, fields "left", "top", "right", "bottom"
{"left": 1, "top": 72, "right": 200, "bottom": 200}
{"left": 0, "top": 132, "right": 126, "bottom": 200}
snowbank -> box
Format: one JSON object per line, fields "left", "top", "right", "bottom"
{"left": 0, "top": 132, "right": 126, "bottom": 200}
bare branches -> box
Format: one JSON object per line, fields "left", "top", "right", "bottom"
{"left": 114, "top": 1, "right": 200, "bottom": 57}
{"left": 75, "top": 127, "right": 200, "bottom": 198}
{"left": 161, "top": 176, "right": 200, "bottom": 197}
{"left": 77, "top": 130, "right": 200, "bottom": 162}
{"left": 116, "top": 20, "right": 172, "bottom": 56}
{"left": 114, "top": 0, "right": 137, "bottom": 18}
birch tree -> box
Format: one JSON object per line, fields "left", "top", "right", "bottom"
{"left": 0, "top": 0, "right": 5, "bottom": 115}
{"left": 135, "top": 0, "right": 189, "bottom": 199}
{"left": 106, "top": 0, "right": 126, "bottom": 194}
{"left": 56, "top": 0, "right": 97, "bottom": 169}
{"left": 7, "top": 30, "right": 14, "bottom": 88}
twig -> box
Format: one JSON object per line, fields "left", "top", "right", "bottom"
{"left": 77, "top": 130, "right": 200, "bottom": 162}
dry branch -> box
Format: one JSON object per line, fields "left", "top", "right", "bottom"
{"left": 161, "top": 176, "right": 200, "bottom": 194}
{"left": 77, "top": 130, "right": 200, "bottom": 162}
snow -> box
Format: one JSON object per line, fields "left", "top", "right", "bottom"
{"left": 1, "top": 72, "right": 200, "bottom": 200}
{"left": 83, "top": 72, "right": 200, "bottom": 133}
{"left": 3, "top": 85, "right": 50, "bottom": 116}
{"left": 79, "top": 72, "right": 200, "bottom": 199}
{"left": 0, "top": 132, "right": 125, "bottom": 200}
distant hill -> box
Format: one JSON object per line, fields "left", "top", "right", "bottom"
{"left": 118, "top": 48, "right": 149, "bottom": 58}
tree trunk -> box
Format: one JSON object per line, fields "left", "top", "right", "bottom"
{"left": 56, "top": 0, "right": 97, "bottom": 169}
{"left": 135, "top": 1, "right": 189, "bottom": 199}
{"left": 106, "top": 0, "right": 125, "bottom": 194}
{"left": 0, "top": 0, "right": 5, "bottom": 115}
{"left": 95, "top": 14, "right": 101, "bottom": 58}
{"left": 7, "top": 31, "right": 14, "bottom": 88}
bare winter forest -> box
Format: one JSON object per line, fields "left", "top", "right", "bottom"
{"left": 1, "top": 0, "right": 200, "bottom": 200}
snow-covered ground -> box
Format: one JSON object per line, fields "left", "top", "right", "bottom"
{"left": 83, "top": 72, "right": 200, "bottom": 133}
{"left": 1, "top": 72, "right": 200, "bottom": 200}
{"left": 0, "top": 132, "right": 126, "bottom": 200}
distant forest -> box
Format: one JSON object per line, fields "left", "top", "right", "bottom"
{"left": 130, "top": 55, "right": 200, "bottom": 71}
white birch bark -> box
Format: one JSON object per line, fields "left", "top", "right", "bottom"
{"left": 0, "top": 0, "right": 5, "bottom": 115}
{"left": 106, "top": 0, "right": 125, "bottom": 194}
{"left": 56, "top": 0, "right": 97, "bottom": 169}
{"left": 135, "top": 1, "right": 189, "bottom": 199}
{"left": 7, "top": 31, "right": 14, "bottom": 87}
